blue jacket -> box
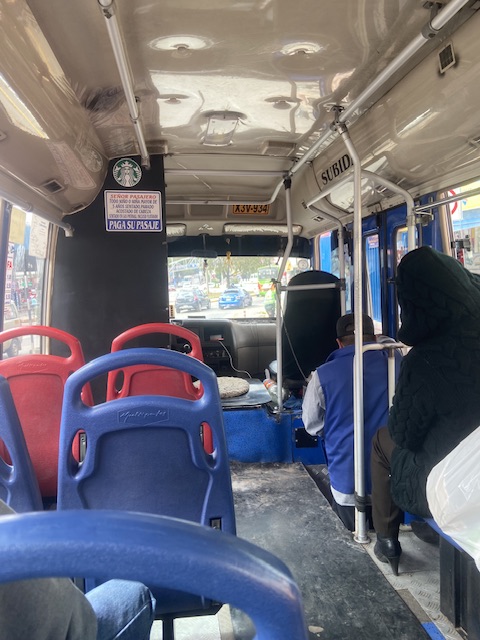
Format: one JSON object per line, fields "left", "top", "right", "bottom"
{"left": 317, "top": 344, "right": 399, "bottom": 499}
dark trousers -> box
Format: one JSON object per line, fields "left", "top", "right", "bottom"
{"left": 332, "top": 500, "right": 373, "bottom": 532}
{"left": 371, "top": 426, "right": 404, "bottom": 537}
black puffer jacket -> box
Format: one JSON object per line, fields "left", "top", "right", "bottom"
{"left": 389, "top": 247, "right": 480, "bottom": 517}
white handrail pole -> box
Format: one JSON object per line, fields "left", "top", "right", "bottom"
{"left": 275, "top": 180, "right": 293, "bottom": 412}
{"left": 97, "top": 0, "right": 150, "bottom": 168}
{"left": 336, "top": 124, "right": 368, "bottom": 543}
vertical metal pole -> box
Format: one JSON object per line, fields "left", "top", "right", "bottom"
{"left": 388, "top": 347, "right": 397, "bottom": 407}
{"left": 337, "top": 224, "right": 346, "bottom": 316}
{"left": 276, "top": 179, "right": 292, "bottom": 412}
{"left": 0, "top": 200, "right": 11, "bottom": 337}
{"left": 407, "top": 206, "right": 417, "bottom": 251}
{"left": 337, "top": 121, "right": 368, "bottom": 543}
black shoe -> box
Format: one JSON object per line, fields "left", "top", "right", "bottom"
{"left": 374, "top": 536, "right": 402, "bottom": 576}
{"left": 411, "top": 520, "right": 439, "bottom": 545}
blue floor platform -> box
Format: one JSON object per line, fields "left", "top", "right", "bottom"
{"left": 223, "top": 403, "right": 326, "bottom": 465}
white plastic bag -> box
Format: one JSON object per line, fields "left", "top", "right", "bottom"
{"left": 426, "top": 425, "right": 480, "bottom": 570}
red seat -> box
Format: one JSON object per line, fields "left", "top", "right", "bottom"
{"left": 0, "top": 326, "right": 93, "bottom": 500}
{"left": 107, "top": 323, "right": 212, "bottom": 452}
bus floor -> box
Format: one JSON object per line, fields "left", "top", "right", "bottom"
{"left": 150, "top": 462, "right": 463, "bottom": 640}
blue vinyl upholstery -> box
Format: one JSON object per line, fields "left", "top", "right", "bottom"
{"left": 0, "top": 509, "right": 309, "bottom": 639}
{"left": 424, "top": 518, "right": 465, "bottom": 553}
{"left": 0, "top": 376, "right": 42, "bottom": 512}
{"left": 57, "top": 348, "right": 235, "bottom": 623}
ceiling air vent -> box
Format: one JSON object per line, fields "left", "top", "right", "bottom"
{"left": 41, "top": 179, "right": 64, "bottom": 194}
{"left": 438, "top": 42, "right": 456, "bottom": 74}
{"left": 261, "top": 140, "right": 297, "bottom": 157}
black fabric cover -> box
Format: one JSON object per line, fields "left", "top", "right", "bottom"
{"left": 389, "top": 247, "right": 480, "bottom": 517}
{"left": 281, "top": 270, "right": 341, "bottom": 384}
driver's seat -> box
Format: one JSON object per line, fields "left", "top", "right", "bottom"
{"left": 270, "top": 270, "right": 341, "bottom": 390}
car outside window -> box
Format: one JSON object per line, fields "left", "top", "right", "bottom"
{"left": 168, "top": 256, "right": 310, "bottom": 320}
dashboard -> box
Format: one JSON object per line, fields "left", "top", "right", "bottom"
{"left": 172, "top": 318, "right": 276, "bottom": 379}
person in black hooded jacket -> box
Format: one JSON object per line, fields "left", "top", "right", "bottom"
{"left": 371, "top": 246, "right": 480, "bottom": 575}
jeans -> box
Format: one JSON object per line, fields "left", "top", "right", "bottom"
{"left": 86, "top": 580, "right": 156, "bottom": 640}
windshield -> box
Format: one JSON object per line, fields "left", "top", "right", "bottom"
{"left": 168, "top": 256, "right": 310, "bottom": 320}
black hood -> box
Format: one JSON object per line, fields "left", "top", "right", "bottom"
{"left": 396, "top": 247, "right": 480, "bottom": 345}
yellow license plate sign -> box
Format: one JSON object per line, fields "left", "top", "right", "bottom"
{"left": 231, "top": 204, "right": 270, "bottom": 215}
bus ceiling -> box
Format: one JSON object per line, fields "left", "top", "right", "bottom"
{"left": 0, "top": 0, "right": 479, "bottom": 229}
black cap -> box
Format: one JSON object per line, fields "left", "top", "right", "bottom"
{"left": 336, "top": 313, "right": 375, "bottom": 338}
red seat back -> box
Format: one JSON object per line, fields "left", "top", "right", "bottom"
{"left": 0, "top": 326, "right": 93, "bottom": 499}
{"left": 107, "top": 323, "right": 212, "bottom": 452}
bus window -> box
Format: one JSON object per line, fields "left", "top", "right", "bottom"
{"left": 364, "top": 234, "right": 381, "bottom": 332}
{"left": 3, "top": 206, "right": 49, "bottom": 356}
{"left": 450, "top": 180, "right": 480, "bottom": 274}
{"left": 330, "top": 243, "right": 352, "bottom": 314}
{"left": 395, "top": 227, "right": 409, "bottom": 267}
{"left": 393, "top": 226, "right": 418, "bottom": 337}
{"left": 319, "top": 232, "right": 332, "bottom": 273}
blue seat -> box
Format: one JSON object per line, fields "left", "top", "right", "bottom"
{"left": 0, "top": 509, "right": 308, "bottom": 639}
{"left": 57, "top": 348, "right": 235, "bottom": 636}
{"left": 0, "top": 376, "right": 42, "bottom": 513}
{"left": 424, "top": 517, "right": 465, "bottom": 553}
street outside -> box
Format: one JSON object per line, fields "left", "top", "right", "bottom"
{"left": 171, "top": 283, "right": 274, "bottom": 321}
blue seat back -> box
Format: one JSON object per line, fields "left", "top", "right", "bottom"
{"left": 57, "top": 348, "right": 235, "bottom": 615}
{"left": 0, "top": 510, "right": 308, "bottom": 639}
{"left": 57, "top": 348, "right": 234, "bottom": 529}
{"left": 0, "top": 377, "right": 42, "bottom": 512}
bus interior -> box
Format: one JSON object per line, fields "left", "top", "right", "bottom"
{"left": 1, "top": 0, "right": 480, "bottom": 638}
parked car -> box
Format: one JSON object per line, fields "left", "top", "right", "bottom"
{"left": 3, "top": 301, "right": 22, "bottom": 357}
{"left": 175, "top": 288, "right": 211, "bottom": 313}
{"left": 218, "top": 287, "right": 253, "bottom": 309}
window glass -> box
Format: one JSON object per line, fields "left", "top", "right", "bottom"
{"left": 449, "top": 180, "right": 480, "bottom": 274}
{"left": 393, "top": 226, "right": 419, "bottom": 339}
{"left": 319, "top": 232, "right": 332, "bottom": 272}
{"left": 330, "top": 243, "right": 352, "bottom": 313}
{"left": 395, "top": 227, "right": 409, "bottom": 267}
{"left": 3, "top": 206, "right": 49, "bottom": 356}
{"left": 364, "top": 234, "right": 381, "bottom": 332}
{"left": 168, "top": 256, "right": 310, "bottom": 320}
